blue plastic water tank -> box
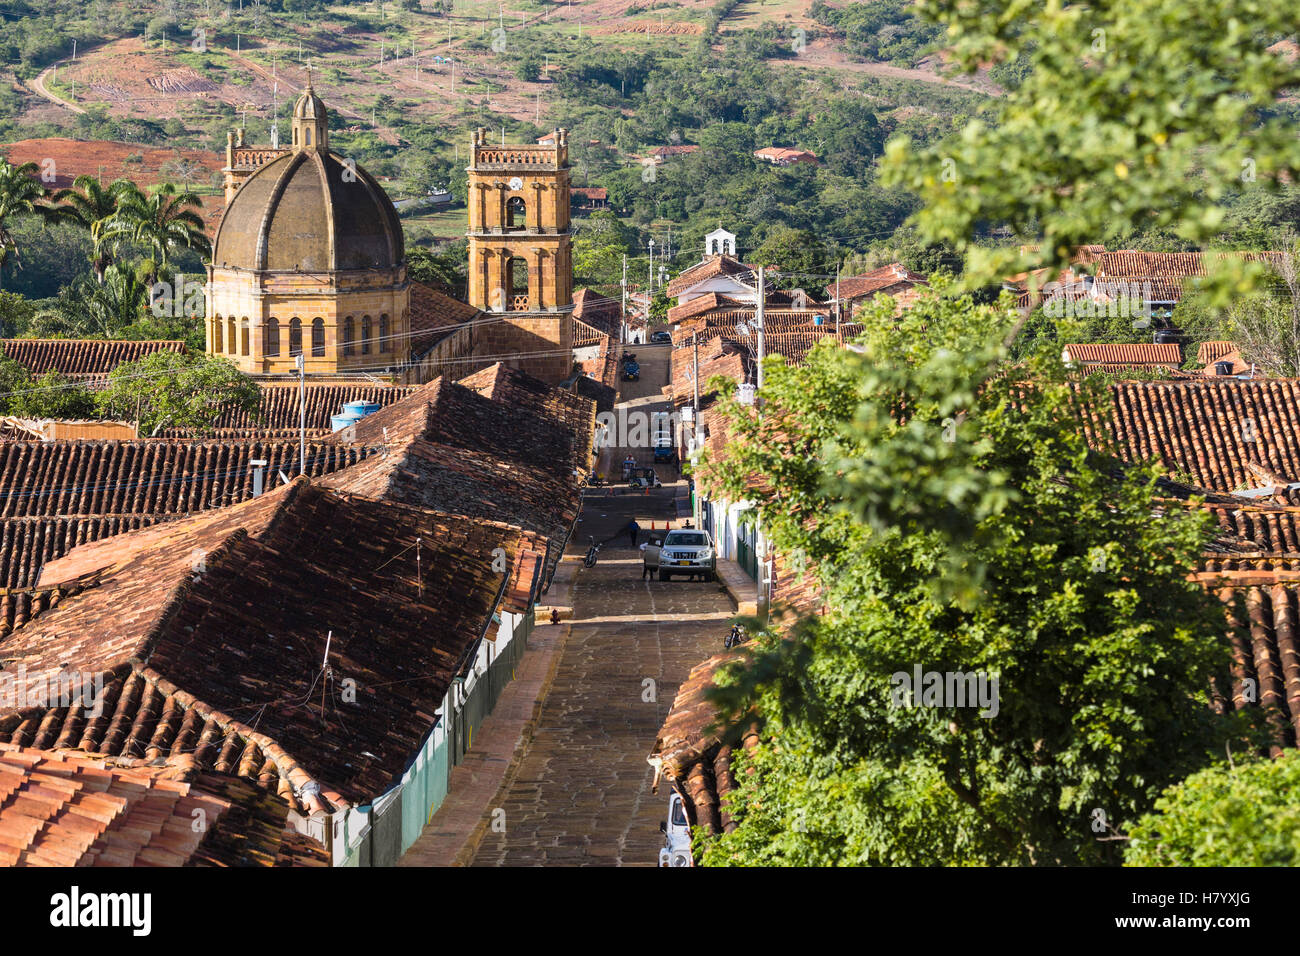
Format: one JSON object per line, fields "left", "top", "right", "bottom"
{"left": 343, "top": 400, "right": 381, "bottom": 416}
{"left": 331, "top": 411, "right": 363, "bottom": 433}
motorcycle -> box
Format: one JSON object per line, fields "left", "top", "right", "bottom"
{"left": 724, "top": 623, "right": 746, "bottom": 649}
{"left": 584, "top": 536, "right": 601, "bottom": 568}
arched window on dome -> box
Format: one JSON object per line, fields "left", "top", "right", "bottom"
{"left": 289, "top": 318, "right": 303, "bottom": 357}
{"left": 362, "top": 316, "right": 372, "bottom": 355}
{"left": 343, "top": 317, "right": 355, "bottom": 356}
{"left": 379, "top": 314, "right": 390, "bottom": 353}
{"left": 226, "top": 317, "right": 236, "bottom": 355}
{"left": 312, "top": 318, "right": 325, "bottom": 357}
{"left": 266, "top": 318, "right": 281, "bottom": 357}
{"left": 213, "top": 317, "right": 223, "bottom": 354}
{"left": 305, "top": 127, "right": 312, "bottom": 147}
{"left": 506, "top": 196, "right": 526, "bottom": 231}
{"left": 240, "top": 319, "right": 250, "bottom": 357}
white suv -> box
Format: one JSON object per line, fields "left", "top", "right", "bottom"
{"left": 644, "top": 529, "right": 716, "bottom": 581}
{"left": 658, "top": 791, "right": 693, "bottom": 867}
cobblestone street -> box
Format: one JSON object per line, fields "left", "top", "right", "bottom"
{"left": 471, "top": 355, "right": 735, "bottom": 864}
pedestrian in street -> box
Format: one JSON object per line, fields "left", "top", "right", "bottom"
{"left": 624, "top": 518, "right": 640, "bottom": 548}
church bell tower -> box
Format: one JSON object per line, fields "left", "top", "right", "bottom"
{"left": 465, "top": 127, "right": 574, "bottom": 383}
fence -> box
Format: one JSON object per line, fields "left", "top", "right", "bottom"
{"left": 330, "top": 610, "right": 533, "bottom": 866}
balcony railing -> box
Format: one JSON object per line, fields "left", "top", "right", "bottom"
{"left": 509, "top": 294, "right": 531, "bottom": 311}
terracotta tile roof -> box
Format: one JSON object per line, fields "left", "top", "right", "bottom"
{"left": 771, "top": 549, "right": 826, "bottom": 618}
{"left": 648, "top": 654, "right": 758, "bottom": 836}
{"left": 669, "top": 336, "right": 751, "bottom": 411}
{"left": 325, "top": 375, "right": 591, "bottom": 585}
{"left": 667, "top": 292, "right": 747, "bottom": 324}
{"left": 1198, "top": 341, "right": 1238, "bottom": 365}
{"left": 574, "top": 335, "right": 618, "bottom": 413}
{"left": 753, "top": 146, "right": 817, "bottom": 164}
{"left": 0, "top": 439, "right": 370, "bottom": 518}
{"left": 201, "top": 383, "right": 417, "bottom": 434}
{"left": 1083, "top": 380, "right": 1300, "bottom": 495}
{"left": 665, "top": 255, "right": 755, "bottom": 299}
{"left": 670, "top": 308, "right": 834, "bottom": 346}
{"left": 1096, "top": 250, "right": 1284, "bottom": 279}
{"left": 408, "top": 281, "right": 480, "bottom": 358}
{"left": 0, "top": 515, "right": 164, "bottom": 589}
{"left": 571, "top": 186, "right": 608, "bottom": 201}
{"left": 458, "top": 361, "right": 597, "bottom": 461}
{"left": 1063, "top": 343, "right": 1184, "bottom": 366}
{"left": 0, "top": 339, "right": 186, "bottom": 380}
{"left": 1200, "top": 350, "right": 1257, "bottom": 377}
{"left": 1203, "top": 505, "right": 1300, "bottom": 554}
{"left": 832, "top": 263, "right": 927, "bottom": 300}
{"left": 646, "top": 145, "right": 698, "bottom": 159}
{"left": 1201, "top": 580, "right": 1300, "bottom": 754}
{"left": 759, "top": 329, "right": 849, "bottom": 368}
{"left": 0, "top": 478, "right": 542, "bottom": 810}
{"left": 0, "top": 745, "right": 328, "bottom": 866}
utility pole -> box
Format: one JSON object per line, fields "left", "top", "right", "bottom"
{"left": 835, "top": 259, "right": 841, "bottom": 334}
{"left": 756, "top": 265, "right": 765, "bottom": 391}
{"left": 692, "top": 332, "right": 700, "bottom": 448}
{"left": 647, "top": 239, "right": 655, "bottom": 292}
{"left": 296, "top": 353, "right": 306, "bottom": 476}
{"left": 621, "top": 254, "right": 628, "bottom": 343}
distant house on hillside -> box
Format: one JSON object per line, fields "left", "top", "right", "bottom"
{"left": 753, "top": 146, "right": 818, "bottom": 167}
{"left": 641, "top": 145, "right": 698, "bottom": 166}
{"left": 570, "top": 186, "right": 609, "bottom": 212}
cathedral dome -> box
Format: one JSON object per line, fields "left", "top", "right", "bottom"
{"left": 212, "top": 88, "right": 404, "bottom": 273}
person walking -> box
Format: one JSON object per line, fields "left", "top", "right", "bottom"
{"left": 624, "top": 518, "right": 640, "bottom": 548}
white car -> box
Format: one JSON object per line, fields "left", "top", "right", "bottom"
{"left": 644, "top": 529, "right": 716, "bottom": 581}
{"left": 658, "top": 791, "right": 693, "bottom": 867}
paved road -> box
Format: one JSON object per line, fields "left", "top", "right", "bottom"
{"left": 471, "top": 348, "right": 728, "bottom": 866}
{"left": 470, "top": 480, "right": 732, "bottom": 866}
{"left": 30, "top": 62, "right": 87, "bottom": 115}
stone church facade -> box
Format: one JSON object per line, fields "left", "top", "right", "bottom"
{"left": 207, "top": 88, "right": 576, "bottom": 385}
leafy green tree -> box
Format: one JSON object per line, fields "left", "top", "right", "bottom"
{"left": 1126, "top": 753, "right": 1300, "bottom": 866}
{"left": 0, "top": 160, "right": 58, "bottom": 290}
{"left": 882, "top": 0, "right": 1300, "bottom": 291}
{"left": 0, "top": 291, "right": 35, "bottom": 338}
{"left": 52, "top": 176, "right": 137, "bottom": 284}
{"left": 408, "top": 241, "right": 468, "bottom": 299}
{"left": 752, "top": 226, "right": 831, "bottom": 296}
{"left": 695, "top": 284, "right": 1243, "bottom": 866}
{"left": 10, "top": 370, "right": 97, "bottom": 420}
{"left": 101, "top": 182, "right": 210, "bottom": 284}
{"left": 95, "top": 350, "right": 261, "bottom": 436}
{"left": 0, "top": 355, "right": 96, "bottom": 420}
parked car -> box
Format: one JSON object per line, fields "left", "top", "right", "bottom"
{"left": 658, "top": 791, "right": 693, "bottom": 867}
{"left": 650, "top": 330, "right": 673, "bottom": 344}
{"left": 643, "top": 528, "right": 716, "bottom": 581}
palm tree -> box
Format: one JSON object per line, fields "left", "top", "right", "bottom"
{"left": 51, "top": 175, "right": 137, "bottom": 284}
{"left": 102, "top": 182, "right": 211, "bottom": 284}
{"left": 0, "top": 161, "right": 58, "bottom": 291}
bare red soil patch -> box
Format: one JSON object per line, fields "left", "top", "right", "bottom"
{"left": 1, "top": 138, "right": 226, "bottom": 232}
